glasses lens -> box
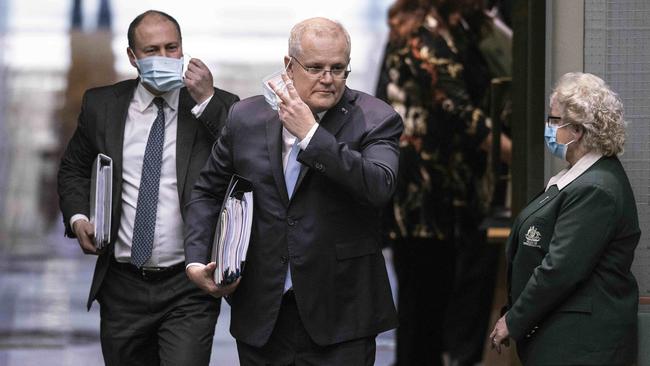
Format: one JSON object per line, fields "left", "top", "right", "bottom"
{"left": 292, "top": 56, "right": 350, "bottom": 80}
{"left": 547, "top": 116, "right": 562, "bottom": 126}
{"left": 332, "top": 68, "right": 350, "bottom": 80}
{"left": 307, "top": 67, "right": 324, "bottom": 76}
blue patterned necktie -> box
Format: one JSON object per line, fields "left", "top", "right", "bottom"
{"left": 131, "top": 97, "right": 165, "bottom": 268}
{"left": 285, "top": 141, "right": 301, "bottom": 199}
{"left": 283, "top": 139, "right": 302, "bottom": 293}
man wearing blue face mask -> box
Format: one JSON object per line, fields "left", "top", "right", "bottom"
{"left": 57, "top": 9, "right": 239, "bottom": 365}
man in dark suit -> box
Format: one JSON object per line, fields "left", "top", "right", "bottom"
{"left": 184, "top": 17, "right": 402, "bottom": 366}
{"left": 57, "top": 10, "right": 238, "bottom": 365}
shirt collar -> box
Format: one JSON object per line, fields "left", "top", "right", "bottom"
{"left": 546, "top": 151, "right": 603, "bottom": 191}
{"left": 133, "top": 81, "right": 180, "bottom": 113}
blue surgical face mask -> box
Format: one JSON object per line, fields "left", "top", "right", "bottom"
{"left": 134, "top": 54, "right": 185, "bottom": 92}
{"left": 544, "top": 123, "right": 575, "bottom": 160}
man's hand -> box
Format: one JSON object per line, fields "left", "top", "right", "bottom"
{"left": 184, "top": 58, "right": 214, "bottom": 105}
{"left": 489, "top": 314, "right": 511, "bottom": 354}
{"left": 268, "top": 73, "right": 316, "bottom": 140}
{"left": 186, "top": 263, "right": 240, "bottom": 298}
{"left": 73, "top": 219, "right": 101, "bottom": 255}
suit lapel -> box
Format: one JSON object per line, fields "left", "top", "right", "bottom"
{"left": 317, "top": 88, "right": 353, "bottom": 137}
{"left": 176, "top": 88, "right": 199, "bottom": 200}
{"left": 504, "top": 185, "right": 560, "bottom": 305}
{"left": 506, "top": 185, "right": 560, "bottom": 262}
{"left": 266, "top": 115, "right": 290, "bottom": 204}
{"left": 105, "top": 79, "right": 136, "bottom": 226}
{"left": 293, "top": 88, "right": 354, "bottom": 193}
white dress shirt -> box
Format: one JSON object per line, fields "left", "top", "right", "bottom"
{"left": 71, "top": 82, "right": 212, "bottom": 267}
{"left": 546, "top": 151, "right": 603, "bottom": 191}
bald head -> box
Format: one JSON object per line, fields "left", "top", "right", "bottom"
{"left": 288, "top": 17, "right": 351, "bottom": 60}
{"left": 128, "top": 10, "right": 181, "bottom": 50}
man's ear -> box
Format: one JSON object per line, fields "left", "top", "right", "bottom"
{"left": 284, "top": 56, "right": 293, "bottom": 79}
{"left": 572, "top": 124, "right": 584, "bottom": 140}
{"left": 127, "top": 47, "right": 138, "bottom": 69}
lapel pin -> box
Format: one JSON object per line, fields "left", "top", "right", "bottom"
{"left": 341, "top": 107, "right": 348, "bottom": 114}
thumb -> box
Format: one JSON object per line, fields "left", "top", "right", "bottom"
{"left": 85, "top": 225, "right": 95, "bottom": 239}
{"left": 205, "top": 262, "right": 217, "bottom": 273}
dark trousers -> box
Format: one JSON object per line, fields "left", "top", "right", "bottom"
{"left": 444, "top": 228, "right": 499, "bottom": 366}
{"left": 237, "top": 291, "right": 376, "bottom": 366}
{"left": 393, "top": 238, "right": 455, "bottom": 366}
{"left": 97, "top": 262, "right": 220, "bottom": 366}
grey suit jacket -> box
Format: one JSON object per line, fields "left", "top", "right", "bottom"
{"left": 505, "top": 156, "right": 640, "bottom": 365}
{"left": 185, "top": 88, "right": 402, "bottom": 347}
{"left": 57, "top": 78, "right": 239, "bottom": 309}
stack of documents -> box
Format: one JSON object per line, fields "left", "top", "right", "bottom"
{"left": 211, "top": 175, "right": 254, "bottom": 285}
{"left": 90, "top": 154, "right": 112, "bottom": 249}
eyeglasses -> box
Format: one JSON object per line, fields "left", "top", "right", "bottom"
{"left": 546, "top": 115, "right": 563, "bottom": 127}
{"left": 290, "top": 56, "right": 351, "bottom": 80}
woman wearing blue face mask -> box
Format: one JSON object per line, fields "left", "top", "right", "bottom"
{"left": 489, "top": 72, "right": 640, "bottom": 365}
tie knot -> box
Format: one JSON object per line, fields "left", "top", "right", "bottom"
{"left": 153, "top": 97, "right": 165, "bottom": 110}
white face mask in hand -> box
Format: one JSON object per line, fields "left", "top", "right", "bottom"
{"left": 262, "top": 63, "right": 291, "bottom": 110}
{"left": 136, "top": 55, "right": 185, "bottom": 92}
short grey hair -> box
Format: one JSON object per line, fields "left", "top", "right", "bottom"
{"left": 550, "top": 72, "right": 626, "bottom": 156}
{"left": 288, "top": 17, "right": 351, "bottom": 59}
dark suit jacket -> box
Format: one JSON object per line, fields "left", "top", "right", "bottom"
{"left": 57, "top": 78, "right": 239, "bottom": 310}
{"left": 185, "top": 88, "right": 402, "bottom": 347}
{"left": 505, "top": 156, "right": 640, "bottom": 365}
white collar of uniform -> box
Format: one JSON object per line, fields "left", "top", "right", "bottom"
{"left": 133, "top": 81, "right": 180, "bottom": 113}
{"left": 546, "top": 151, "right": 603, "bottom": 191}
{"left": 282, "top": 110, "right": 327, "bottom": 143}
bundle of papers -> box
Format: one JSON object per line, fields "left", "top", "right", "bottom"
{"left": 90, "top": 153, "right": 112, "bottom": 249}
{"left": 211, "top": 175, "right": 254, "bottom": 285}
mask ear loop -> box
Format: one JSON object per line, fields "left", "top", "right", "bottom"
{"left": 182, "top": 54, "right": 191, "bottom": 77}
{"left": 284, "top": 57, "right": 293, "bottom": 81}
{"left": 285, "top": 57, "right": 293, "bottom": 71}
{"left": 128, "top": 48, "right": 141, "bottom": 75}
{"left": 563, "top": 124, "right": 581, "bottom": 147}
{"left": 128, "top": 48, "right": 138, "bottom": 61}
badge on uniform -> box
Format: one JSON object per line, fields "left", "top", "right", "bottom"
{"left": 523, "top": 226, "right": 542, "bottom": 248}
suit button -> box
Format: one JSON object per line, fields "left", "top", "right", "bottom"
{"left": 314, "top": 162, "right": 325, "bottom": 172}
{"left": 280, "top": 256, "right": 287, "bottom": 264}
{"left": 287, "top": 217, "right": 296, "bottom": 226}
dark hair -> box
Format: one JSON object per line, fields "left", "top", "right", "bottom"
{"left": 127, "top": 10, "right": 182, "bottom": 50}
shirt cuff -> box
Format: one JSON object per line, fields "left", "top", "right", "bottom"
{"left": 298, "top": 123, "right": 319, "bottom": 150}
{"left": 186, "top": 262, "right": 205, "bottom": 270}
{"left": 190, "top": 94, "right": 213, "bottom": 118}
{"left": 70, "top": 214, "right": 89, "bottom": 229}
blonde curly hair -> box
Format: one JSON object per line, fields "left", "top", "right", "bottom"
{"left": 550, "top": 72, "right": 626, "bottom": 156}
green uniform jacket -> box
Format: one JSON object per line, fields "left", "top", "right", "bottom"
{"left": 505, "top": 156, "right": 640, "bottom": 365}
